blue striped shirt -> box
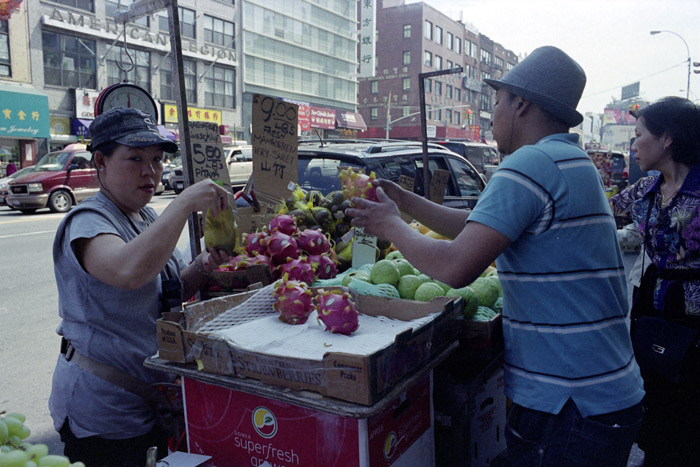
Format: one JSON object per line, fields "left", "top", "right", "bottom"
{"left": 468, "top": 134, "right": 644, "bottom": 417}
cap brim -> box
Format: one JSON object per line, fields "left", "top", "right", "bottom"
{"left": 115, "top": 132, "right": 178, "bottom": 153}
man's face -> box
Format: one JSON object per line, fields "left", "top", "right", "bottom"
{"left": 491, "top": 89, "right": 517, "bottom": 154}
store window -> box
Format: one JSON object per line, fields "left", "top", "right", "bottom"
{"left": 159, "top": 7, "right": 196, "bottom": 39}
{"left": 0, "top": 21, "right": 10, "bottom": 77}
{"left": 204, "top": 65, "right": 235, "bottom": 108}
{"left": 204, "top": 15, "right": 235, "bottom": 47}
{"left": 159, "top": 56, "right": 196, "bottom": 103}
{"left": 53, "top": 0, "right": 93, "bottom": 12}
{"left": 42, "top": 32, "right": 96, "bottom": 89}
{"left": 106, "top": 0, "right": 148, "bottom": 26}
{"left": 402, "top": 51, "right": 411, "bottom": 66}
{"left": 403, "top": 24, "right": 411, "bottom": 39}
{"left": 106, "top": 46, "right": 150, "bottom": 92}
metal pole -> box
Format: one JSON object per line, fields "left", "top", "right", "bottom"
{"left": 650, "top": 30, "right": 691, "bottom": 99}
{"left": 385, "top": 90, "right": 392, "bottom": 139}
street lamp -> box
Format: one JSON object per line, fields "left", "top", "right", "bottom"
{"left": 650, "top": 30, "right": 691, "bottom": 99}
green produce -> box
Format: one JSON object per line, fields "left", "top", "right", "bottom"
{"left": 486, "top": 275, "right": 502, "bottom": 297}
{"left": 417, "top": 273, "right": 431, "bottom": 283}
{"left": 469, "top": 277, "right": 499, "bottom": 309}
{"left": 493, "top": 296, "right": 503, "bottom": 313}
{"left": 473, "top": 306, "right": 498, "bottom": 321}
{"left": 397, "top": 274, "right": 423, "bottom": 300}
{"left": 446, "top": 286, "right": 479, "bottom": 318}
{"left": 385, "top": 250, "right": 404, "bottom": 261}
{"left": 414, "top": 282, "right": 445, "bottom": 302}
{"left": 393, "top": 258, "right": 414, "bottom": 277}
{"left": 434, "top": 280, "right": 451, "bottom": 294}
{"left": 341, "top": 270, "right": 371, "bottom": 287}
{"left": 369, "top": 259, "right": 401, "bottom": 286}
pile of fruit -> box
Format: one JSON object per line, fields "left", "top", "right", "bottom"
{"left": 0, "top": 412, "right": 84, "bottom": 466}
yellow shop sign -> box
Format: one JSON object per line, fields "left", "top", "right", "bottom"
{"left": 163, "top": 104, "right": 222, "bottom": 125}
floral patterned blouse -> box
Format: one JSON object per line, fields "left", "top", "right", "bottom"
{"left": 610, "top": 165, "right": 700, "bottom": 316}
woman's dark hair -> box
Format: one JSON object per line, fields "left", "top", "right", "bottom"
{"left": 91, "top": 140, "right": 120, "bottom": 157}
{"left": 633, "top": 97, "right": 700, "bottom": 165}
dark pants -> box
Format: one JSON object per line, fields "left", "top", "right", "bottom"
{"left": 505, "top": 399, "right": 643, "bottom": 467}
{"left": 59, "top": 419, "right": 168, "bottom": 467}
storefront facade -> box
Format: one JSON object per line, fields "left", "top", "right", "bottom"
{"left": 0, "top": 82, "right": 50, "bottom": 172}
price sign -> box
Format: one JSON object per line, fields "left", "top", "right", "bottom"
{"left": 251, "top": 94, "right": 299, "bottom": 203}
{"left": 351, "top": 227, "right": 378, "bottom": 269}
{"left": 188, "top": 121, "right": 231, "bottom": 191}
{"left": 429, "top": 169, "right": 450, "bottom": 205}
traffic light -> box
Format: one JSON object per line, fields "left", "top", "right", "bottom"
{"left": 628, "top": 104, "right": 640, "bottom": 111}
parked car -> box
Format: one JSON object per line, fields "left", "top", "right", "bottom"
{"left": 161, "top": 155, "right": 181, "bottom": 191}
{"left": 433, "top": 140, "right": 501, "bottom": 181}
{"left": 287, "top": 140, "right": 486, "bottom": 210}
{"left": 225, "top": 145, "right": 253, "bottom": 189}
{"left": 0, "top": 166, "right": 35, "bottom": 207}
{"left": 6, "top": 144, "right": 98, "bottom": 214}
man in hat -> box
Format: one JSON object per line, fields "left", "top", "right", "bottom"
{"left": 347, "top": 46, "right": 644, "bottom": 466}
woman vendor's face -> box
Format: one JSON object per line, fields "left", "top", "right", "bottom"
{"left": 99, "top": 144, "right": 164, "bottom": 213}
{"left": 632, "top": 117, "right": 668, "bottom": 172}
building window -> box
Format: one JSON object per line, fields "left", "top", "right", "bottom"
{"left": 371, "top": 107, "right": 378, "bottom": 120}
{"left": 204, "top": 15, "right": 235, "bottom": 47}
{"left": 466, "top": 40, "right": 477, "bottom": 59}
{"left": 435, "top": 81, "right": 442, "bottom": 96}
{"left": 435, "top": 55, "right": 442, "bottom": 69}
{"left": 106, "top": 0, "right": 148, "bottom": 26}
{"left": 446, "top": 109, "right": 452, "bottom": 124}
{"left": 455, "top": 88, "right": 461, "bottom": 101}
{"left": 424, "top": 51, "right": 432, "bottom": 67}
{"left": 494, "top": 56, "right": 504, "bottom": 70}
{"left": 481, "top": 71, "right": 491, "bottom": 81}
{"left": 424, "top": 20, "right": 432, "bottom": 40}
{"left": 455, "top": 37, "right": 461, "bottom": 55}
{"left": 403, "top": 24, "right": 411, "bottom": 39}
{"left": 204, "top": 65, "right": 235, "bottom": 108}
{"left": 446, "top": 84, "right": 452, "bottom": 99}
{"left": 0, "top": 21, "right": 10, "bottom": 77}
{"left": 435, "top": 109, "right": 442, "bottom": 121}
{"left": 507, "top": 62, "right": 515, "bottom": 72}
{"left": 53, "top": 0, "right": 94, "bottom": 11}
{"left": 107, "top": 46, "right": 150, "bottom": 92}
{"left": 42, "top": 31, "right": 96, "bottom": 88}
{"left": 446, "top": 32, "right": 453, "bottom": 50}
{"left": 480, "top": 93, "right": 491, "bottom": 111}
{"left": 402, "top": 51, "right": 411, "bottom": 65}
{"left": 446, "top": 60, "right": 453, "bottom": 69}
{"left": 371, "top": 80, "right": 378, "bottom": 93}
{"left": 402, "top": 77, "right": 410, "bottom": 90}
{"left": 160, "top": 7, "right": 196, "bottom": 39}
{"left": 455, "top": 112, "right": 460, "bottom": 126}
{"left": 160, "top": 56, "right": 196, "bottom": 103}
{"left": 402, "top": 106, "right": 411, "bottom": 117}
{"left": 435, "top": 26, "right": 443, "bottom": 45}
{"left": 480, "top": 49, "right": 492, "bottom": 64}
{"left": 425, "top": 79, "right": 432, "bottom": 93}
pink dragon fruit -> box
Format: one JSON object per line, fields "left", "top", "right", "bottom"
{"left": 243, "top": 231, "right": 268, "bottom": 256}
{"left": 308, "top": 254, "right": 338, "bottom": 280}
{"left": 273, "top": 275, "right": 314, "bottom": 325}
{"left": 247, "top": 253, "right": 272, "bottom": 269}
{"left": 274, "top": 256, "right": 316, "bottom": 285}
{"left": 228, "top": 254, "right": 256, "bottom": 271}
{"left": 338, "top": 168, "right": 379, "bottom": 202}
{"left": 267, "top": 214, "right": 298, "bottom": 236}
{"left": 296, "top": 228, "right": 331, "bottom": 256}
{"left": 314, "top": 289, "right": 359, "bottom": 335}
{"left": 265, "top": 230, "right": 300, "bottom": 265}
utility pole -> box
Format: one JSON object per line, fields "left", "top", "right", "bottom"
{"left": 385, "top": 90, "right": 392, "bottom": 139}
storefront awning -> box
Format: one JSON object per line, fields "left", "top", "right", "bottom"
{"left": 158, "top": 125, "right": 176, "bottom": 141}
{"left": 71, "top": 119, "right": 92, "bottom": 137}
{"left": 336, "top": 111, "right": 367, "bottom": 131}
{"left": 0, "top": 82, "right": 50, "bottom": 139}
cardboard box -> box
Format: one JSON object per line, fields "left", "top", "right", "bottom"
{"left": 184, "top": 371, "right": 434, "bottom": 466}
{"left": 209, "top": 264, "right": 272, "bottom": 291}
{"left": 461, "top": 314, "right": 503, "bottom": 353}
{"left": 157, "top": 291, "right": 461, "bottom": 405}
{"left": 434, "top": 356, "right": 506, "bottom": 466}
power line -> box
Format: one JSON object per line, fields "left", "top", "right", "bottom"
{"left": 580, "top": 60, "right": 687, "bottom": 100}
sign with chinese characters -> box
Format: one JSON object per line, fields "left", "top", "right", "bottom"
{"left": 163, "top": 104, "right": 222, "bottom": 125}
{"left": 251, "top": 94, "right": 298, "bottom": 203}
{"left": 74, "top": 89, "right": 101, "bottom": 119}
{"left": 359, "top": 0, "right": 376, "bottom": 78}
{"left": 0, "top": 84, "right": 50, "bottom": 138}
{"left": 309, "top": 106, "right": 336, "bottom": 129}
{"left": 187, "top": 121, "right": 231, "bottom": 191}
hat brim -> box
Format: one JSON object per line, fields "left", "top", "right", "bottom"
{"left": 115, "top": 131, "right": 178, "bottom": 154}
{"left": 484, "top": 78, "right": 584, "bottom": 127}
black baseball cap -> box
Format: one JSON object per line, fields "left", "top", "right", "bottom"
{"left": 89, "top": 107, "right": 178, "bottom": 153}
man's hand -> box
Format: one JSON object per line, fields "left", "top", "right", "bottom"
{"left": 345, "top": 186, "right": 403, "bottom": 240}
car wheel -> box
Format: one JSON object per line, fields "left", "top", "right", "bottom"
{"left": 48, "top": 190, "right": 73, "bottom": 213}
{"left": 19, "top": 209, "right": 36, "bottom": 214}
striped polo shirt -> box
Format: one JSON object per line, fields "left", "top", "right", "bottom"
{"left": 468, "top": 133, "right": 644, "bottom": 417}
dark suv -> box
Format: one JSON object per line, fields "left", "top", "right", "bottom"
{"left": 433, "top": 140, "right": 501, "bottom": 181}
{"left": 293, "top": 140, "right": 485, "bottom": 210}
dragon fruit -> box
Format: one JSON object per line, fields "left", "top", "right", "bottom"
{"left": 247, "top": 253, "right": 272, "bottom": 269}
{"left": 296, "top": 228, "right": 331, "bottom": 256}
{"left": 273, "top": 275, "right": 314, "bottom": 325}
{"left": 314, "top": 289, "right": 359, "bottom": 335}
{"left": 228, "top": 254, "right": 256, "bottom": 271}
{"left": 267, "top": 214, "right": 298, "bottom": 236}
{"left": 243, "top": 231, "right": 268, "bottom": 256}
{"left": 275, "top": 256, "right": 316, "bottom": 285}
{"left": 308, "top": 254, "right": 338, "bottom": 280}
{"left": 338, "top": 168, "right": 379, "bottom": 202}
{"left": 265, "top": 231, "right": 300, "bottom": 265}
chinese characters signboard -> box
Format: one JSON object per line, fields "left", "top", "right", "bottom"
{"left": 164, "top": 103, "right": 222, "bottom": 125}
{"left": 359, "top": 0, "right": 376, "bottom": 78}
{"left": 0, "top": 84, "right": 50, "bottom": 139}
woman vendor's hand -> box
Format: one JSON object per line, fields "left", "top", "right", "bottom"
{"left": 180, "top": 179, "right": 230, "bottom": 217}
{"left": 345, "top": 187, "right": 403, "bottom": 240}
{"left": 199, "top": 247, "right": 230, "bottom": 273}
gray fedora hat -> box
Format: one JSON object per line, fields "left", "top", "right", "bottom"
{"left": 484, "top": 46, "right": 586, "bottom": 127}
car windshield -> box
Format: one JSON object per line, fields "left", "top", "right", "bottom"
{"left": 34, "top": 151, "right": 71, "bottom": 171}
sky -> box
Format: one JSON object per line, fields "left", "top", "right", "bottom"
{"left": 412, "top": 0, "right": 700, "bottom": 115}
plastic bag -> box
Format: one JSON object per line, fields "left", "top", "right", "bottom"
{"left": 204, "top": 205, "right": 239, "bottom": 255}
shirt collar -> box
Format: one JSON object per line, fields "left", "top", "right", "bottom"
{"left": 643, "top": 164, "right": 700, "bottom": 198}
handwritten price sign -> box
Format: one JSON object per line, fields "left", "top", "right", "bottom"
{"left": 251, "top": 94, "right": 298, "bottom": 202}
{"left": 188, "top": 121, "right": 231, "bottom": 190}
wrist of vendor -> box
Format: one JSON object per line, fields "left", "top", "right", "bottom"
{"left": 192, "top": 254, "right": 210, "bottom": 276}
